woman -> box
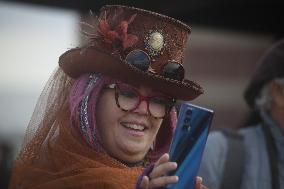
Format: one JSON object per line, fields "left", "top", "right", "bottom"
{"left": 9, "top": 5, "right": 206, "bottom": 189}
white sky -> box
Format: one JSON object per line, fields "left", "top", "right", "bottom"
{"left": 0, "top": 2, "right": 79, "bottom": 135}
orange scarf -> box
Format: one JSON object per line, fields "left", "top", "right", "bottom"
{"left": 9, "top": 108, "right": 144, "bottom": 189}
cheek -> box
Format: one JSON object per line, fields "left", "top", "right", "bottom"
{"left": 96, "top": 92, "right": 118, "bottom": 133}
{"left": 150, "top": 118, "right": 163, "bottom": 133}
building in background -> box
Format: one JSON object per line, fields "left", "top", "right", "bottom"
{"left": 188, "top": 29, "right": 273, "bottom": 129}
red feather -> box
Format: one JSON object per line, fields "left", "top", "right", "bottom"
{"left": 123, "top": 34, "right": 138, "bottom": 50}
{"left": 95, "top": 11, "right": 138, "bottom": 50}
{"left": 99, "top": 20, "right": 110, "bottom": 35}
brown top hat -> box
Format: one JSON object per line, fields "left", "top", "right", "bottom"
{"left": 59, "top": 5, "right": 203, "bottom": 100}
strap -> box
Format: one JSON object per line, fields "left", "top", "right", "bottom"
{"left": 219, "top": 128, "right": 245, "bottom": 189}
{"left": 261, "top": 124, "right": 280, "bottom": 189}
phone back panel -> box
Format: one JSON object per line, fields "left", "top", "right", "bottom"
{"left": 167, "top": 103, "right": 214, "bottom": 189}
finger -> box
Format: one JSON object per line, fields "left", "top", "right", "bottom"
{"left": 150, "top": 161, "right": 177, "bottom": 179}
{"left": 155, "top": 153, "right": 170, "bottom": 166}
{"left": 195, "top": 176, "right": 208, "bottom": 189}
{"left": 149, "top": 175, "right": 178, "bottom": 188}
{"left": 140, "top": 176, "right": 149, "bottom": 189}
{"left": 195, "top": 176, "right": 203, "bottom": 189}
{"left": 201, "top": 185, "right": 209, "bottom": 189}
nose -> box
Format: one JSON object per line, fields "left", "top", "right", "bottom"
{"left": 133, "top": 100, "right": 149, "bottom": 115}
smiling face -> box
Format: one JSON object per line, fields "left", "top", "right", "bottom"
{"left": 96, "top": 83, "right": 165, "bottom": 163}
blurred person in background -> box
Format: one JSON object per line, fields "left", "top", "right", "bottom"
{"left": 8, "top": 5, "right": 208, "bottom": 189}
{"left": 198, "top": 39, "right": 284, "bottom": 189}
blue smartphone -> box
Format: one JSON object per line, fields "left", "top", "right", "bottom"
{"left": 166, "top": 103, "right": 214, "bottom": 189}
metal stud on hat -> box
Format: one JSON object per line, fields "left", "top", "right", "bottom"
{"left": 144, "top": 30, "right": 166, "bottom": 57}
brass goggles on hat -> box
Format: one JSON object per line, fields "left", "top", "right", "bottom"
{"left": 106, "top": 83, "right": 175, "bottom": 119}
{"left": 125, "top": 50, "right": 185, "bottom": 81}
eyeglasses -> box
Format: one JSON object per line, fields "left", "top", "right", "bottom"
{"left": 125, "top": 50, "right": 185, "bottom": 81}
{"left": 106, "top": 83, "right": 176, "bottom": 119}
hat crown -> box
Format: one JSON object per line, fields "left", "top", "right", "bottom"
{"left": 90, "top": 5, "right": 191, "bottom": 74}
{"left": 59, "top": 5, "right": 203, "bottom": 101}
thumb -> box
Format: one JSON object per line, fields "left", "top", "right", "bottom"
{"left": 140, "top": 176, "right": 150, "bottom": 189}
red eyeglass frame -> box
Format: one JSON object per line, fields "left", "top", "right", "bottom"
{"left": 107, "top": 82, "right": 176, "bottom": 119}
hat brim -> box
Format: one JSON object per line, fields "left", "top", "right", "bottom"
{"left": 59, "top": 47, "right": 203, "bottom": 101}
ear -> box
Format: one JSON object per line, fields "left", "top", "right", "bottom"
{"left": 270, "top": 80, "right": 284, "bottom": 107}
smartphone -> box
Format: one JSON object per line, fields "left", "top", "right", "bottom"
{"left": 166, "top": 103, "right": 214, "bottom": 189}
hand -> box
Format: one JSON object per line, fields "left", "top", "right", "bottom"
{"left": 195, "top": 176, "right": 209, "bottom": 189}
{"left": 139, "top": 153, "right": 178, "bottom": 189}
{"left": 139, "top": 153, "right": 209, "bottom": 189}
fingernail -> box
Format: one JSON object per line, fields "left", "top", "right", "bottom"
{"left": 175, "top": 176, "right": 179, "bottom": 182}
{"left": 173, "top": 162, "right": 178, "bottom": 168}
{"left": 197, "top": 176, "right": 203, "bottom": 182}
{"left": 144, "top": 176, "right": 149, "bottom": 180}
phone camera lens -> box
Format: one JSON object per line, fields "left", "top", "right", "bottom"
{"left": 186, "top": 109, "right": 192, "bottom": 116}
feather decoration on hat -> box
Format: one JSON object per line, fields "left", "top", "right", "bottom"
{"left": 80, "top": 8, "right": 138, "bottom": 54}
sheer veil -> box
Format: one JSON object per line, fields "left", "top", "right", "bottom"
{"left": 8, "top": 68, "right": 144, "bottom": 189}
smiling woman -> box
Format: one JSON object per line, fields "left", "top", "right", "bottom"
{"left": 8, "top": 5, "right": 207, "bottom": 189}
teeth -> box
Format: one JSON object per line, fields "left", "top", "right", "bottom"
{"left": 122, "top": 123, "right": 145, "bottom": 131}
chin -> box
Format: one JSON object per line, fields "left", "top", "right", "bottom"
{"left": 121, "top": 147, "right": 149, "bottom": 162}
{"left": 126, "top": 144, "right": 149, "bottom": 155}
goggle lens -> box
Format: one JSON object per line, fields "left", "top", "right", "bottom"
{"left": 125, "top": 50, "right": 150, "bottom": 72}
{"left": 162, "top": 62, "right": 185, "bottom": 81}
{"left": 125, "top": 50, "right": 185, "bottom": 81}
